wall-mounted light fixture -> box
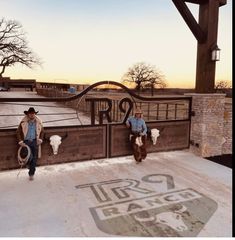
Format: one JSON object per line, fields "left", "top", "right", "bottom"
{"left": 211, "top": 44, "right": 221, "bottom": 61}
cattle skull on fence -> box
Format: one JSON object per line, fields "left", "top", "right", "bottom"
{"left": 131, "top": 128, "right": 161, "bottom": 147}
{"left": 150, "top": 128, "right": 160, "bottom": 145}
{"left": 45, "top": 133, "right": 68, "bottom": 155}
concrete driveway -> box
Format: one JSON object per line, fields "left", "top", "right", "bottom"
{"left": 0, "top": 150, "right": 232, "bottom": 237}
{"left": 0, "top": 91, "right": 91, "bottom": 128}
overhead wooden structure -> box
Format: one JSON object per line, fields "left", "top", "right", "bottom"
{"left": 172, "top": 0, "right": 227, "bottom": 93}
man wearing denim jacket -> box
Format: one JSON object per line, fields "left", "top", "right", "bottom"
{"left": 126, "top": 108, "right": 147, "bottom": 163}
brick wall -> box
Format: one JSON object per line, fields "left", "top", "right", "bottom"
{"left": 185, "top": 93, "right": 232, "bottom": 157}
{"left": 222, "top": 99, "right": 232, "bottom": 154}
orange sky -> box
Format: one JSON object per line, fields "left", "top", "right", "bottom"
{"left": 2, "top": 0, "right": 232, "bottom": 88}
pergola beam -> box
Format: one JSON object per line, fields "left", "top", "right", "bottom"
{"left": 172, "top": 0, "right": 207, "bottom": 43}
{"left": 172, "top": 0, "right": 227, "bottom": 93}
{"left": 184, "top": 0, "right": 226, "bottom": 6}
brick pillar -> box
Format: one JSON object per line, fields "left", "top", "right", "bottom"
{"left": 222, "top": 99, "right": 232, "bottom": 154}
{"left": 185, "top": 93, "right": 226, "bottom": 157}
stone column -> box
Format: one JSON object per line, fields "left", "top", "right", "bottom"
{"left": 184, "top": 93, "right": 226, "bottom": 157}
{"left": 222, "top": 99, "right": 232, "bottom": 154}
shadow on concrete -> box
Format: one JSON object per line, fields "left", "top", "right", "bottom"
{"left": 205, "top": 154, "right": 232, "bottom": 168}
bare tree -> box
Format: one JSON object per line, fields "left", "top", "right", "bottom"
{"left": 0, "top": 18, "right": 41, "bottom": 78}
{"left": 144, "top": 76, "right": 167, "bottom": 96}
{"left": 215, "top": 80, "right": 232, "bottom": 92}
{"left": 122, "top": 62, "right": 166, "bottom": 95}
{"left": 214, "top": 80, "right": 232, "bottom": 97}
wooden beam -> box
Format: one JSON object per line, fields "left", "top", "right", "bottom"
{"left": 184, "top": 0, "right": 207, "bottom": 4}
{"left": 184, "top": 0, "right": 227, "bottom": 6}
{"left": 172, "top": 0, "right": 207, "bottom": 43}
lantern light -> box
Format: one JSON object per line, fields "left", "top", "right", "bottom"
{"left": 211, "top": 45, "right": 221, "bottom": 61}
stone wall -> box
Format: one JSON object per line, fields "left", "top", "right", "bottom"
{"left": 185, "top": 93, "right": 232, "bottom": 157}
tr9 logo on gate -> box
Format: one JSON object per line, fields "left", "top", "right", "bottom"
{"left": 85, "top": 97, "right": 133, "bottom": 125}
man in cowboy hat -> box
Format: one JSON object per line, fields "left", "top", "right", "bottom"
{"left": 126, "top": 108, "right": 147, "bottom": 163}
{"left": 16, "top": 107, "right": 44, "bottom": 180}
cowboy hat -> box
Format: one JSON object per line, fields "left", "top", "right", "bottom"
{"left": 134, "top": 108, "right": 142, "bottom": 115}
{"left": 24, "top": 107, "right": 38, "bottom": 115}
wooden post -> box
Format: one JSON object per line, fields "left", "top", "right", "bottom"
{"left": 195, "top": 0, "right": 220, "bottom": 93}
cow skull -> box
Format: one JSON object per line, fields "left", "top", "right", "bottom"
{"left": 48, "top": 133, "right": 68, "bottom": 155}
{"left": 151, "top": 128, "right": 160, "bottom": 145}
{"left": 49, "top": 135, "right": 62, "bottom": 155}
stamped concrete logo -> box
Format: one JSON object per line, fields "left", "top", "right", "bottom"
{"left": 75, "top": 174, "right": 217, "bottom": 237}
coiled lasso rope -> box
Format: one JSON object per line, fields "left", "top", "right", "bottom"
{"left": 17, "top": 145, "right": 31, "bottom": 177}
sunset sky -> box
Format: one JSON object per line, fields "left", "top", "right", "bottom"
{"left": 1, "top": 0, "right": 232, "bottom": 88}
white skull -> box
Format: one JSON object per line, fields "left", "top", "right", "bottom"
{"left": 155, "top": 205, "right": 188, "bottom": 232}
{"left": 49, "top": 135, "right": 62, "bottom": 155}
{"left": 151, "top": 128, "right": 160, "bottom": 145}
{"left": 134, "top": 205, "right": 188, "bottom": 232}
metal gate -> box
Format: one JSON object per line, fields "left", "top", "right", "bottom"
{"left": 0, "top": 81, "right": 192, "bottom": 170}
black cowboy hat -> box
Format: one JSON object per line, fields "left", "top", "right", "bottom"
{"left": 24, "top": 107, "right": 39, "bottom": 115}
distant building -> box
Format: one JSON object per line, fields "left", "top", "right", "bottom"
{"left": 36, "top": 82, "right": 90, "bottom": 92}
{"left": 0, "top": 77, "right": 90, "bottom": 92}
{"left": 0, "top": 77, "right": 36, "bottom": 91}
{"left": 36, "top": 82, "right": 70, "bottom": 91}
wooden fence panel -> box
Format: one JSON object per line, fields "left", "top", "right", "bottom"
{"left": 109, "top": 120, "right": 190, "bottom": 158}
{"left": 0, "top": 125, "right": 107, "bottom": 171}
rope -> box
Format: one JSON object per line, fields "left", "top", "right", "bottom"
{"left": 75, "top": 96, "right": 86, "bottom": 125}
{"left": 17, "top": 145, "right": 31, "bottom": 177}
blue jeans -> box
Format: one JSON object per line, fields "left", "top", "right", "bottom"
{"left": 24, "top": 139, "right": 38, "bottom": 176}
